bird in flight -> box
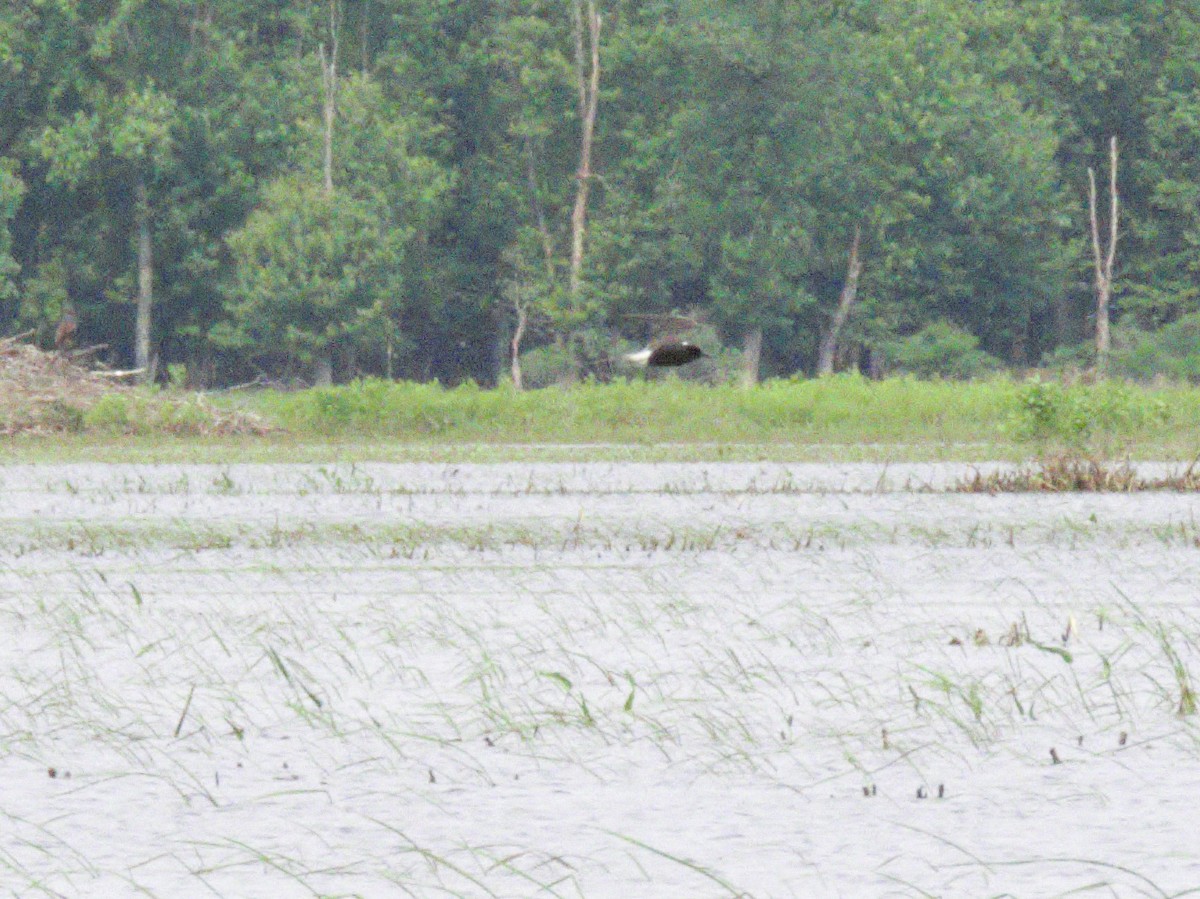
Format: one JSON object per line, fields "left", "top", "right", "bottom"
{"left": 624, "top": 337, "right": 704, "bottom": 368}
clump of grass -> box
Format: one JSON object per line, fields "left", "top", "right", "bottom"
{"left": 955, "top": 453, "right": 1200, "bottom": 493}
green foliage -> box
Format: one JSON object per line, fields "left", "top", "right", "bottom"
{"left": 74, "top": 392, "right": 247, "bottom": 436}
{"left": 259, "top": 375, "right": 1019, "bottom": 444}
{"left": 1009, "top": 380, "right": 1169, "bottom": 448}
{"left": 1039, "top": 340, "right": 1097, "bottom": 374}
{"left": 85, "top": 394, "right": 134, "bottom": 433}
{"left": 218, "top": 71, "right": 450, "bottom": 374}
{"left": 1110, "top": 315, "right": 1200, "bottom": 383}
{"left": 220, "top": 176, "right": 403, "bottom": 361}
{"left": 887, "top": 322, "right": 1002, "bottom": 380}
{"left": 1, "top": 0, "right": 1200, "bottom": 385}
{"left": 0, "top": 158, "right": 23, "bottom": 301}
{"left": 13, "top": 376, "right": 1200, "bottom": 459}
{"left": 39, "top": 400, "right": 84, "bottom": 433}
{"left": 516, "top": 343, "right": 577, "bottom": 389}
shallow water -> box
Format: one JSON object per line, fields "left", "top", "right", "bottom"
{"left": 1, "top": 462, "right": 1198, "bottom": 896}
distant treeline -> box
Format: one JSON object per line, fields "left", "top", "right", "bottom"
{"left": 1, "top": 1, "right": 1199, "bottom": 387}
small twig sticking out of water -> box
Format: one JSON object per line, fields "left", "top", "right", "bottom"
{"left": 174, "top": 684, "right": 195, "bottom": 738}
{"left": 1049, "top": 747, "right": 1062, "bottom": 764}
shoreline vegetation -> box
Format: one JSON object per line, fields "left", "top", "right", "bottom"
{"left": 3, "top": 375, "right": 1200, "bottom": 467}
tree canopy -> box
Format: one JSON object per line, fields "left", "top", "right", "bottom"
{"left": 1, "top": 0, "right": 1197, "bottom": 385}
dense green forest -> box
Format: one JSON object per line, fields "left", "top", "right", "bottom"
{"left": 2, "top": 0, "right": 1199, "bottom": 388}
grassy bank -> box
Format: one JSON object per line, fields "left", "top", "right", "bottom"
{"left": 252, "top": 375, "right": 1012, "bottom": 443}
{"left": 5, "top": 375, "right": 1200, "bottom": 463}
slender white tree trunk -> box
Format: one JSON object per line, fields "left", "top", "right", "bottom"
{"left": 134, "top": 177, "right": 153, "bottom": 382}
{"left": 315, "top": 0, "right": 340, "bottom": 387}
{"left": 567, "top": 0, "right": 600, "bottom": 304}
{"left": 1088, "top": 135, "right": 1118, "bottom": 377}
{"left": 511, "top": 299, "right": 528, "bottom": 390}
{"left": 319, "top": 2, "right": 339, "bottom": 198}
{"left": 816, "top": 225, "right": 863, "bottom": 377}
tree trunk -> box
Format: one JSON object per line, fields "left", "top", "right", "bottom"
{"left": 134, "top": 177, "right": 153, "bottom": 382}
{"left": 1088, "top": 136, "right": 1118, "bottom": 377}
{"left": 319, "top": 2, "right": 339, "bottom": 197}
{"left": 816, "top": 225, "right": 863, "bottom": 377}
{"left": 740, "top": 326, "right": 762, "bottom": 388}
{"left": 867, "top": 345, "right": 885, "bottom": 379}
{"left": 313, "top": 352, "right": 333, "bottom": 387}
{"left": 510, "top": 299, "right": 528, "bottom": 390}
{"left": 317, "top": 1, "right": 340, "bottom": 386}
{"left": 567, "top": 0, "right": 600, "bottom": 304}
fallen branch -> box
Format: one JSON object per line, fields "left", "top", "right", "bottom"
{"left": 70, "top": 343, "right": 109, "bottom": 360}
{"left": 1, "top": 329, "right": 36, "bottom": 346}
{"left": 93, "top": 367, "right": 146, "bottom": 379}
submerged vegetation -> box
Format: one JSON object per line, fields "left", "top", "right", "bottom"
{"left": 3, "top": 461, "right": 1199, "bottom": 894}
{"left": 954, "top": 454, "right": 1200, "bottom": 493}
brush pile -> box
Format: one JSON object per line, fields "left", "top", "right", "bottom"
{"left": 0, "top": 335, "right": 270, "bottom": 437}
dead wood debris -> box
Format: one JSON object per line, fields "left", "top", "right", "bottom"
{"left": 0, "top": 335, "right": 270, "bottom": 437}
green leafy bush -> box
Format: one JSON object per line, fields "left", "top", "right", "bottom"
{"left": 516, "top": 343, "right": 578, "bottom": 389}
{"left": 84, "top": 394, "right": 133, "bottom": 432}
{"left": 1010, "top": 379, "right": 1168, "bottom": 447}
{"left": 1111, "top": 314, "right": 1200, "bottom": 382}
{"left": 888, "top": 321, "right": 1001, "bottom": 379}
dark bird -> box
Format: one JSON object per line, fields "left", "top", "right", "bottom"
{"left": 54, "top": 310, "right": 77, "bottom": 354}
{"left": 625, "top": 338, "right": 704, "bottom": 368}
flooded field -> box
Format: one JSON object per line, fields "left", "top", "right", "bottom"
{"left": 1, "top": 461, "right": 1199, "bottom": 897}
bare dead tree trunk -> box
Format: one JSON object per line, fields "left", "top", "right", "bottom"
{"left": 740, "top": 326, "right": 763, "bottom": 388}
{"left": 134, "top": 176, "right": 153, "bottom": 382}
{"left": 315, "top": 0, "right": 340, "bottom": 387}
{"left": 567, "top": 0, "right": 600, "bottom": 304}
{"left": 816, "top": 225, "right": 863, "bottom": 377}
{"left": 1088, "top": 135, "right": 1118, "bottom": 377}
